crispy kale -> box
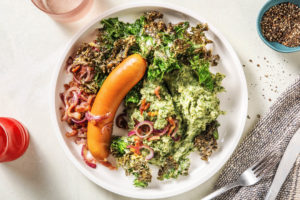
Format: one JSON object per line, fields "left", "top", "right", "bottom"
{"left": 110, "top": 136, "right": 152, "bottom": 187}
{"left": 92, "top": 11, "right": 221, "bottom": 100}
{"left": 194, "top": 121, "right": 219, "bottom": 161}
{"left": 158, "top": 157, "right": 190, "bottom": 180}
{"left": 110, "top": 136, "right": 129, "bottom": 157}
{"left": 115, "top": 152, "right": 152, "bottom": 188}
{"left": 124, "top": 80, "right": 143, "bottom": 105}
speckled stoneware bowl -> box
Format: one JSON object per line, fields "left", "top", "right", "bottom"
{"left": 257, "top": 0, "right": 300, "bottom": 53}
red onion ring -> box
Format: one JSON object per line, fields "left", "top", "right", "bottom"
{"left": 66, "top": 64, "right": 74, "bottom": 73}
{"left": 72, "top": 112, "right": 111, "bottom": 124}
{"left": 86, "top": 112, "right": 111, "bottom": 125}
{"left": 134, "top": 121, "right": 154, "bottom": 138}
{"left": 81, "top": 144, "right": 97, "bottom": 168}
{"left": 116, "top": 113, "right": 128, "bottom": 129}
{"left": 84, "top": 67, "right": 93, "bottom": 82}
{"left": 71, "top": 116, "right": 87, "bottom": 124}
{"left": 140, "top": 145, "right": 154, "bottom": 160}
{"left": 153, "top": 125, "right": 169, "bottom": 136}
{"left": 128, "top": 130, "right": 136, "bottom": 136}
{"left": 64, "top": 87, "right": 80, "bottom": 108}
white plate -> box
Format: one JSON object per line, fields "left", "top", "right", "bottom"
{"left": 51, "top": 3, "right": 248, "bottom": 199}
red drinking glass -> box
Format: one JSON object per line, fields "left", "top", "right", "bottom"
{"left": 0, "top": 118, "right": 30, "bottom": 162}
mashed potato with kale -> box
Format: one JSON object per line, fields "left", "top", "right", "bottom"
{"left": 108, "top": 11, "right": 224, "bottom": 187}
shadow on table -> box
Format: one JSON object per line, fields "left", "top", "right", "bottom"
{"left": 0, "top": 137, "right": 64, "bottom": 200}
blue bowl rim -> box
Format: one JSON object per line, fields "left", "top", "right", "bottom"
{"left": 256, "top": 0, "right": 300, "bottom": 53}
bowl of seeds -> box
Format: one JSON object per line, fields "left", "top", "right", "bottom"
{"left": 257, "top": 0, "right": 300, "bottom": 53}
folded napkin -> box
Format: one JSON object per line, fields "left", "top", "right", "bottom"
{"left": 215, "top": 77, "right": 300, "bottom": 200}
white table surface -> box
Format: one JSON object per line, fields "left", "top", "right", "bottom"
{"left": 0, "top": 0, "right": 299, "bottom": 200}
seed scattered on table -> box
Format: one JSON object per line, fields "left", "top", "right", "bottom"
{"left": 260, "top": 2, "right": 300, "bottom": 47}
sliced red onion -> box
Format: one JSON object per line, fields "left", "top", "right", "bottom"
{"left": 81, "top": 144, "right": 97, "bottom": 168}
{"left": 147, "top": 135, "right": 160, "bottom": 141}
{"left": 140, "top": 145, "right": 154, "bottom": 160}
{"left": 86, "top": 112, "right": 111, "bottom": 124}
{"left": 66, "top": 56, "right": 74, "bottom": 65}
{"left": 71, "top": 91, "right": 79, "bottom": 105}
{"left": 153, "top": 125, "right": 169, "bottom": 136}
{"left": 73, "top": 75, "right": 81, "bottom": 84}
{"left": 66, "top": 64, "right": 74, "bottom": 73}
{"left": 101, "top": 123, "right": 112, "bottom": 134}
{"left": 116, "top": 113, "right": 128, "bottom": 129}
{"left": 171, "top": 120, "right": 179, "bottom": 137}
{"left": 128, "top": 130, "right": 136, "bottom": 136}
{"left": 75, "top": 137, "right": 86, "bottom": 145}
{"left": 64, "top": 87, "right": 80, "bottom": 107}
{"left": 171, "top": 135, "right": 181, "bottom": 141}
{"left": 71, "top": 116, "right": 87, "bottom": 124}
{"left": 84, "top": 67, "right": 93, "bottom": 82}
{"left": 134, "top": 121, "right": 154, "bottom": 138}
{"left": 78, "top": 92, "right": 88, "bottom": 101}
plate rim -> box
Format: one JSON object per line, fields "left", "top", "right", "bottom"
{"left": 50, "top": 2, "right": 248, "bottom": 199}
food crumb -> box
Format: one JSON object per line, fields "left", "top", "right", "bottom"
{"left": 264, "top": 57, "right": 266, "bottom": 60}
{"left": 247, "top": 115, "right": 250, "bottom": 119}
{"left": 257, "top": 114, "right": 261, "bottom": 118}
{"left": 242, "top": 64, "right": 245, "bottom": 67}
{"left": 265, "top": 75, "right": 269, "bottom": 78}
{"left": 257, "top": 64, "right": 260, "bottom": 67}
{"left": 268, "top": 98, "right": 272, "bottom": 102}
{"left": 249, "top": 59, "right": 253, "bottom": 63}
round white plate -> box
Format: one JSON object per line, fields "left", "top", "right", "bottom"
{"left": 51, "top": 3, "right": 248, "bottom": 199}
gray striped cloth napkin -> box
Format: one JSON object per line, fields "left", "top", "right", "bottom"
{"left": 215, "top": 77, "right": 300, "bottom": 200}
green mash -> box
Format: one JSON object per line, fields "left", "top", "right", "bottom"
{"left": 76, "top": 11, "right": 224, "bottom": 187}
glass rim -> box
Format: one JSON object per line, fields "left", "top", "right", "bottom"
{"left": 31, "top": 0, "right": 89, "bottom": 16}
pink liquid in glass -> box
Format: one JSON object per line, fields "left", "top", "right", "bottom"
{"left": 43, "top": 0, "right": 82, "bottom": 14}
{"left": 32, "top": 0, "right": 94, "bottom": 22}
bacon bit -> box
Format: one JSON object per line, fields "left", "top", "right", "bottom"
{"left": 81, "top": 144, "right": 97, "bottom": 168}
{"left": 154, "top": 86, "right": 161, "bottom": 100}
{"left": 140, "top": 99, "right": 146, "bottom": 114}
{"left": 140, "top": 99, "right": 151, "bottom": 115}
{"left": 144, "top": 103, "right": 150, "bottom": 110}
{"left": 128, "top": 139, "right": 143, "bottom": 155}
{"left": 148, "top": 111, "right": 158, "bottom": 117}
{"left": 148, "top": 135, "right": 160, "bottom": 141}
{"left": 72, "top": 65, "right": 81, "bottom": 73}
{"left": 66, "top": 129, "right": 78, "bottom": 137}
{"left": 167, "top": 117, "right": 176, "bottom": 136}
{"left": 64, "top": 84, "right": 70, "bottom": 90}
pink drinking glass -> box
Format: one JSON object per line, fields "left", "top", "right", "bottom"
{"left": 31, "top": 0, "right": 94, "bottom": 22}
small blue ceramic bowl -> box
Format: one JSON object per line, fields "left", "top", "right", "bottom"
{"left": 257, "top": 0, "right": 300, "bottom": 53}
